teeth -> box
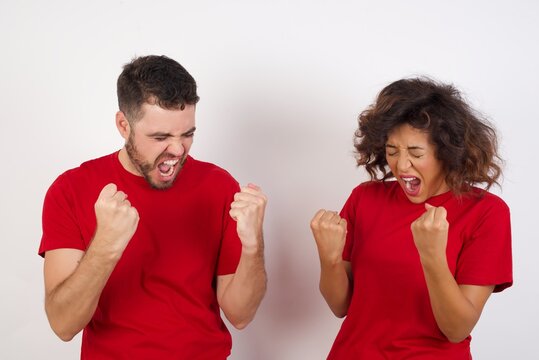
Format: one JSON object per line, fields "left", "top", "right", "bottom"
{"left": 158, "top": 159, "right": 178, "bottom": 177}
{"left": 163, "top": 159, "right": 179, "bottom": 166}
{"left": 405, "top": 181, "right": 413, "bottom": 191}
{"left": 401, "top": 176, "right": 420, "bottom": 193}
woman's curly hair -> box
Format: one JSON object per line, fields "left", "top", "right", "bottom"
{"left": 354, "top": 77, "right": 502, "bottom": 194}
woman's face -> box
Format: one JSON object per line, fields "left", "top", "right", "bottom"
{"left": 385, "top": 123, "right": 449, "bottom": 204}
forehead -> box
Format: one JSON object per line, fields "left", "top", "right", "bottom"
{"left": 387, "top": 123, "right": 432, "bottom": 145}
{"left": 134, "top": 103, "right": 196, "bottom": 133}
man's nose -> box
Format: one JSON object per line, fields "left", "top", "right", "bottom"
{"left": 166, "top": 139, "right": 184, "bottom": 157}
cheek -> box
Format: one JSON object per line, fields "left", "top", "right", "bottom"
{"left": 184, "top": 138, "right": 194, "bottom": 151}
{"left": 138, "top": 140, "right": 166, "bottom": 159}
{"left": 419, "top": 160, "right": 443, "bottom": 181}
{"left": 386, "top": 156, "right": 396, "bottom": 171}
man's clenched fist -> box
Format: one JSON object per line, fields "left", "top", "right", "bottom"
{"left": 229, "top": 184, "right": 267, "bottom": 253}
{"left": 93, "top": 183, "right": 139, "bottom": 257}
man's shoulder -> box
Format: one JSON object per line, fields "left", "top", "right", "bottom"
{"left": 50, "top": 152, "right": 118, "bottom": 193}
{"left": 78, "top": 152, "right": 118, "bottom": 172}
{"left": 59, "top": 152, "right": 116, "bottom": 176}
{"left": 185, "top": 156, "right": 238, "bottom": 184}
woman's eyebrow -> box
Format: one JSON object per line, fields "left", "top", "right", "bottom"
{"left": 385, "top": 144, "right": 425, "bottom": 150}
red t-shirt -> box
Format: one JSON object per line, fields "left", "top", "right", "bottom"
{"left": 39, "top": 153, "right": 241, "bottom": 359}
{"left": 328, "top": 181, "right": 512, "bottom": 360}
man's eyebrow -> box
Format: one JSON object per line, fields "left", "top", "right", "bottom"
{"left": 182, "top": 127, "right": 196, "bottom": 135}
{"left": 147, "top": 127, "right": 196, "bottom": 137}
{"left": 148, "top": 132, "right": 172, "bottom": 137}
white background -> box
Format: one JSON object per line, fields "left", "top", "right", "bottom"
{"left": 1, "top": 1, "right": 538, "bottom": 359}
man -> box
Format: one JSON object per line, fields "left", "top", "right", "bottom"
{"left": 39, "top": 55, "right": 267, "bottom": 359}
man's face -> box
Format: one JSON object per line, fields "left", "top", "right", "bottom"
{"left": 123, "top": 103, "right": 196, "bottom": 189}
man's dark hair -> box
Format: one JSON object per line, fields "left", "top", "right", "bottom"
{"left": 117, "top": 55, "right": 200, "bottom": 122}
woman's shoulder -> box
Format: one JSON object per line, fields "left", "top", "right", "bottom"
{"left": 466, "top": 187, "right": 510, "bottom": 212}
{"left": 347, "top": 180, "right": 399, "bottom": 201}
{"left": 352, "top": 179, "right": 397, "bottom": 193}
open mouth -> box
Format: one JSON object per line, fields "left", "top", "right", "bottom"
{"left": 401, "top": 176, "right": 421, "bottom": 196}
{"left": 157, "top": 159, "right": 179, "bottom": 178}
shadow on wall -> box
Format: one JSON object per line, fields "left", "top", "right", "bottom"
{"left": 223, "top": 85, "right": 355, "bottom": 359}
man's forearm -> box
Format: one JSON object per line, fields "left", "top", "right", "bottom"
{"left": 219, "top": 246, "right": 266, "bottom": 329}
{"left": 45, "top": 246, "right": 120, "bottom": 341}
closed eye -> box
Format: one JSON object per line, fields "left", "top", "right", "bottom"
{"left": 385, "top": 144, "right": 398, "bottom": 156}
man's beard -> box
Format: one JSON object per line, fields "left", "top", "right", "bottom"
{"left": 125, "top": 133, "right": 186, "bottom": 190}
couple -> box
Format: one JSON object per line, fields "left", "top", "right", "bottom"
{"left": 39, "top": 55, "right": 512, "bottom": 359}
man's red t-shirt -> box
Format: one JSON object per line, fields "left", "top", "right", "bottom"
{"left": 40, "top": 153, "right": 241, "bottom": 359}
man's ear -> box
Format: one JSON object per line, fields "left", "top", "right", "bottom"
{"left": 116, "top": 111, "right": 131, "bottom": 140}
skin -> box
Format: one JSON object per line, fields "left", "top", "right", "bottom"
{"left": 385, "top": 123, "right": 449, "bottom": 204}
{"left": 44, "top": 183, "right": 138, "bottom": 341}
{"left": 218, "top": 183, "right": 267, "bottom": 329}
{"left": 44, "top": 102, "right": 267, "bottom": 341}
{"left": 310, "top": 210, "right": 351, "bottom": 318}
{"left": 311, "top": 123, "right": 495, "bottom": 342}
{"left": 118, "top": 103, "right": 196, "bottom": 189}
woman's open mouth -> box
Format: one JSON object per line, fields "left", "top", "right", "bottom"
{"left": 401, "top": 176, "right": 421, "bottom": 196}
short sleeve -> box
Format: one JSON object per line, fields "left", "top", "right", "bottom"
{"left": 215, "top": 178, "right": 242, "bottom": 275}
{"left": 39, "top": 174, "right": 86, "bottom": 256}
{"left": 455, "top": 197, "right": 513, "bottom": 292}
{"left": 340, "top": 187, "right": 360, "bottom": 262}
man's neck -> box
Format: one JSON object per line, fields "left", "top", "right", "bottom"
{"left": 118, "top": 147, "right": 141, "bottom": 176}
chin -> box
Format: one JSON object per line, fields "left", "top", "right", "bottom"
{"left": 144, "top": 175, "right": 176, "bottom": 190}
{"left": 404, "top": 193, "right": 426, "bottom": 204}
{"left": 150, "top": 181, "right": 174, "bottom": 190}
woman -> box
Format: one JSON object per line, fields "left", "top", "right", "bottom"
{"left": 310, "top": 77, "right": 512, "bottom": 359}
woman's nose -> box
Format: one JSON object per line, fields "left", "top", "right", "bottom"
{"left": 396, "top": 153, "right": 412, "bottom": 171}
